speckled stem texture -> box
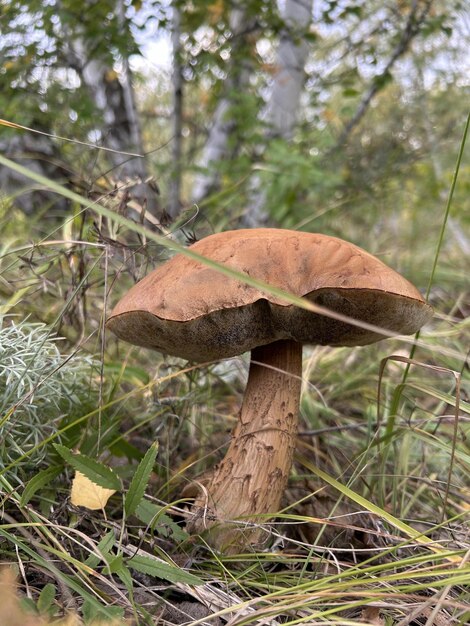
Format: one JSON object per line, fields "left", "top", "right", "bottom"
{"left": 190, "top": 339, "right": 302, "bottom": 552}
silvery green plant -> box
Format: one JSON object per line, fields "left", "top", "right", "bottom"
{"left": 0, "top": 316, "right": 99, "bottom": 473}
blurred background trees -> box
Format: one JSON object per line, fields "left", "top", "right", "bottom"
{"left": 1, "top": 0, "right": 468, "bottom": 240}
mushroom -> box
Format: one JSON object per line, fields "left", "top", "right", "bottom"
{"left": 107, "top": 229, "right": 433, "bottom": 551}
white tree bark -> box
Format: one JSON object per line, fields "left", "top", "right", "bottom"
{"left": 191, "top": 8, "right": 258, "bottom": 205}
{"left": 191, "top": 98, "right": 234, "bottom": 205}
{"left": 244, "top": 0, "right": 313, "bottom": 227}
{"left": 265, "top": 0, "right": 313, "bottom": 140}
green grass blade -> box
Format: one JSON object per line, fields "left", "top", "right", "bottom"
{"left": 20, "top": 466, "right": 62, "bottom": 506}
{"left": 297, "top": 453, "right": 462, "bottom": 563}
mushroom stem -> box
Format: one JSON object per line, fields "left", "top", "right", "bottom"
{"left": 189, "top": 339, "right": 302, "bottom": 551}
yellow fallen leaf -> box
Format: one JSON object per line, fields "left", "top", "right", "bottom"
{"left": 70, "top": 471, "right": 116, "bottom": 510}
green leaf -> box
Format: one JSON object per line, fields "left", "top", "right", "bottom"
{"left": 104, "top": 554, "right": 125, "bottom": 575}
{"left": 340, "top": 5, "right": 362, "bottom": 18}
{"left": 406, "top": 382, "right": 470, "bottom": 414}
{"left": 82, "top": 599, "right": 125, "bottom": 623}
{"left": 125, "top": 441, "right": 159, "bottom": 517}
{"left": 85, "top": 530, "right": 116, "bottom": 568}
{"left": 343, "top": 87, "right": 360, "bottom": 97}
{"left": 20, "top": 466, "right": 62, "bottom": 506}
{"left": 53, "top": 444, "right": 120, "bottom": 491}
{"left": 135, "top": 499, "right": 163, "bottom": 525}
{"left": 136, "top": 500, "right": 189, "bottom": 543}
{"left": 373, "top": 70, "right": 393, "bottom": 89}
{"left": 104, "top": 362, "right": 150, "bottom": 386}
{"left": 127, "top": 554, "right": 202, "bottom": 585}
{"left": 116, "top": 564, "right": 133, "bottom": 593}
{"left": 37, "top": 583, "right": 56, "bottom": 615}
{"left": 110, "top": 438, "right": 143, "bottom": 462}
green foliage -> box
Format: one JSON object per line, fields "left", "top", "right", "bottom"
{"left": 20, "top": 466, "right": 63, "bottom": 506}
{"left": 0, "top": 316, "right": 99, "bottom": 472}
{"left": 36, "top": 583, "right": 57, "bottom": 619}
{"left": 83, "top": 527, "right": 201, "bottom": 588}
{"left": 124, "top": 441, "right": 159, "bottom": 516}
{"left": 259, "top": 137, "right": 341, "bottom": 227}
{"left": 126, "top": 553, "right": 202, "bottom": 585}
{"left": 135, "top": 499, "right": 189, "bottom": 543}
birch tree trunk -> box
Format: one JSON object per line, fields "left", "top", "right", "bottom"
{"left": 73, "top": 47, "right": 160, "bottom": 216}
{"left": 191, "top": 8, "right": 258, "bottom": 205}
{"left": 264, "top": 0, "right": 313, "bottom": 141}
{"left": 243, "top": 0, "right": 313, "bottom": 227}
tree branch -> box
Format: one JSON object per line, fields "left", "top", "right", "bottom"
{"left": 335, "top": 0, "right": 434, "bottom": 148}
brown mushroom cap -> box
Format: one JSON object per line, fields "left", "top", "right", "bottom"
{"left": 107, "top": 229, "right": 433, "bottom": 361}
